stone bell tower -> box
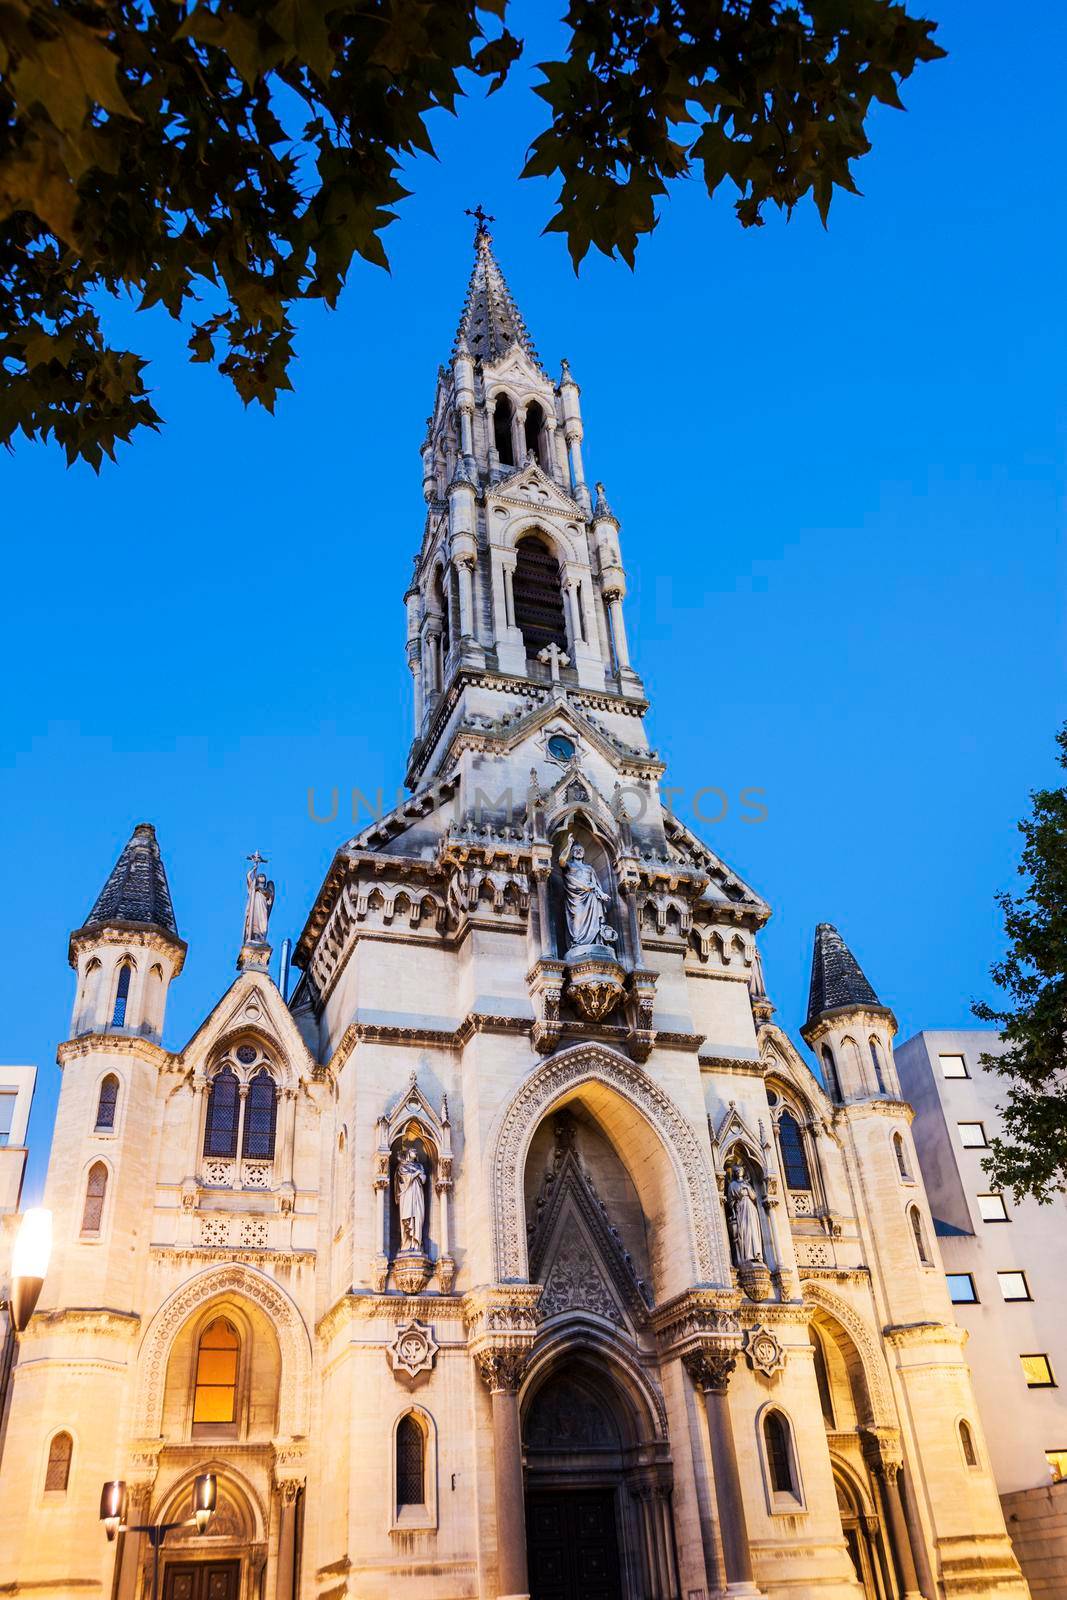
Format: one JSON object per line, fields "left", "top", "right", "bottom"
{"left": 404, "top": 211, "right": 645, "bottom": 792}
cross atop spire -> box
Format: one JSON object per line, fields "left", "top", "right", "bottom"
{"left": 453, "top": 217, "right": 544, "bottom": 371}
{"left": 464, "top": 203, "right": 495, "bottom": 246}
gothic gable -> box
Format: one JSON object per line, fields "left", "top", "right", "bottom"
{"left": 528, "top": 1120, "right": 651, "bottom": 1331}
{"left": 178, "top": 969, "right": 318, "bottom": 1082}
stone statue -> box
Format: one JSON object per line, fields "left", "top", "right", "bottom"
{"left": 726, "top": 1163, "right": 765, "bottom": 1265}
{"left": 561, "top": 841, "right": 617, "bottom": 954}
{"left": 395, "top": 1145, "right": 427, "bottom": 1252}
{"left": 243, "top": 851, "right": 275, "bottom": 945}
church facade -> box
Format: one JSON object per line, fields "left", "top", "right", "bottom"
{"left": 0, "top": 222, "right": 1031, "bottom": 1600}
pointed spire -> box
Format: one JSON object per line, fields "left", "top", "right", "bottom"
{"left": 80, "top": 822, "right": 180, "bottom": 938}
{"left": 453, "top": 215, "right": 544, "bottom": 372}
{"left": 592, "top": 481, "right": 616, "bottom": 522}
{"left": 804, "top": 923, "right": 882, "bottom": 1029}
{"left": 749, "top": 943, "right": 775, "bottom": 1025}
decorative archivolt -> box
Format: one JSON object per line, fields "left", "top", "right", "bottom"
{"left": 491, "top": 1042, "right": 725, "bottom": 1287}
{"left": 133, "top": 1263, "right": 313, "bottom": 1441}
{"left": 802, "top": 1281, "right": 895, "bottom": 1427}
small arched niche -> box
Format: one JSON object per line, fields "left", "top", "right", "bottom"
{"left": 549, "top": 814, "right": 622, "bottom": 966}
{"left": 161, "top": 1297, "right": 282, "bottom": 1444}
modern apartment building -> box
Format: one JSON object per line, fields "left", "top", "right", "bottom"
{"left": 896, "top": 1029, "right": 1067, "bottom": 1595}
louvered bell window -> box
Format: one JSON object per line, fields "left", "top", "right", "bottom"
{"left": 513, "top": 536, "right": 567, "bottom": 657}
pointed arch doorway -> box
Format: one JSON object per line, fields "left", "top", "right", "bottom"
{"left": 522, "top": 1360, "right": 676, "bottom": 1600}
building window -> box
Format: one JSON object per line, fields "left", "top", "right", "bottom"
{"left": 763, "top": 1410, "right": 799, "bottom": 1499}
{"left": 869, "top": 1037, "right": 887, "bottom": 1093}
{"left": 396, "top": 1414, "right": 425, "bottom": 1507}
{"left": 111, "top": 961, "right": 132, "bottom": 1028}
{"left": 977, "top": 1192, "right": 1009, "bottom": 1223}
{"left": 513, "top": 534, "right": 568, "bottom": 656}
{"left": 939, "top": 1054, "right": 969, "bottom": 1079}
{"left": 242, "top": 1069, "right": 277, "bottom": 1160}
{"left": 778, "top": 1112, "right": 811, "bottom": 1190}
{"left": 909, "top": 1204, "right": 932, "bottom": 1265}
{"left": 95, "top": 1074, "right": 119, "bottom": 1131}
{"left": 811, "top": 1332, "right": 835, "bottom": 1428}
{"left": 998, "top": 1271, "right": 1032, "bottom": 1302}
{"left": 81, "top": 1162, "right": 108, "bottom": 1235}
{"left": 204, "top": 1067, "right": 240, "bottom": 1158}
{"left": 44, "top": 1431, "right": 73, "bottom": 1492}
{"left": 1046, "top": 1450, "right": 1067, "bottom": 1483}
{"left": 524, "top": 401, "right": 546, "bottom": 467}
{"left": 0, "top": 1090, "right": 16, "bottom": 1147}
{"left": 493, "top": 394, "right": 515, "bottom": 465}
{"left": 958, "top": 1121, "right": 988, "bottom": 1148}
{"left": 959, "top": 1420, "right": 979, "bottom": 1468}
{"left": 947, "top": 1273, "right": 978, "bottom": 1303}
{"left": 892, "top": 1131, "right": 910, "bottom": 1180}
{"left": 192, "top": 1317, "right": 239, "bottom": 1427}
{"left": 1021, "top": 1354, "right": 1056, "bottom": 1389}
{"left": 821, "top": 1045, "right": 841, "bottom": 1100}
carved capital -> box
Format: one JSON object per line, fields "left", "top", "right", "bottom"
{"left": 860, "top": 1426, "right": 904, "bottom": 1475}
{"left": 682, "top": 1340, "right": 738, "bottom": 1394}
{"left": 473, "top": 1344, "right": 531, "bottom": 1394}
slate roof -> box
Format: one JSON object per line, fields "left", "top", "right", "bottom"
{"left": 805, "top": 922, "right": 882, "bottom": 1027}
{"left": 82, "top": 822, "right": 179, "bottom": 937}
{"left": 454, "top": 221, "right": 545, "bottom": 372}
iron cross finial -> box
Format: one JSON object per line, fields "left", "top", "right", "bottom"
{"left": 465, "top": 204, "right": 495, "bottom": 240}
{"left": 247, "top": 849, "right": 268, "bottom": 873}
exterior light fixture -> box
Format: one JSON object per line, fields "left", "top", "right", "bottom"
{"left": 100, "top": 1467, "right": 216, "bottom": 1600}
{"left": 9, "top": 1207, "right": 52, "bottom": 1332}
{"left": 193, "top": 1472, "right": 217, "bottom": 1534}
{"left": 99, "top": 1480, "right": 128, "bottom": 1542}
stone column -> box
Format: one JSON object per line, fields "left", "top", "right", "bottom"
{"left": 503, "top": 563, "right": 516, "bottom": 629}
{"left": 565, "top": 427, "right": 586, "bottom": 495}
{"left": 274, "top": 1479, "right": 302, "bottom": 1600}
{"left": 115, "top": 1484, "right": 151, "bottom": 1600}
{"left": 512, "top": 404, "right": 526, "bottom": 469}
{"left": 456, "top": 555, "right": 475, "bottom": 638}
{"left": 605, "top": 591, "right": 631, "bottom": 670}
{"left": 475, "top": 1347, "right": 532, "bottom": 1600}
{"left": 407, "top": 639, "right": 424, "bottom": 726}
{"left": 458, "top": 403, "right": 474, "bottom": 461}
{"left": 684, "top": 1344, "right": 759, "bottom": 1594}
{"left": 878, "top": 1463, "right": 925, "bottom": 1600}
{"left": 563, "top": 577, "right": 584, "bottom": 648}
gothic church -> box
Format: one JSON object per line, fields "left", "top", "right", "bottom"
{"left": 0, "top": 220, "right": 1031, "bottom": 1600}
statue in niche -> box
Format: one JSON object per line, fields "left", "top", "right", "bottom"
{"left": 394, "top": 1144, "right": 427, "bottom": 1252}
{"left": 726, "top": 1163, "right": 765, "bottom": 1265}
{"left": 560, "top": 839, "right": 617, "bottom": 955}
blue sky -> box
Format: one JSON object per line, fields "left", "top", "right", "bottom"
{"left": 2, "top": 0, "right": 1064, "bottom": 1202}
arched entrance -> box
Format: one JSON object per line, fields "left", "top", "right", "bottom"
{"left": 522, "top": 1358, "right": 675, "bottom": 1600}
{"left": 834, "top": 1467, "right": 891, "bottom": 1600}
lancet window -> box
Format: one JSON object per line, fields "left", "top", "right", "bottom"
{"left": 513, "top": 534, "right": 567, "bottom": 656}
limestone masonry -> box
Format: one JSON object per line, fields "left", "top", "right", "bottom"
{"left": 0, "top": 221, "right": 1034, "bottom": 1600}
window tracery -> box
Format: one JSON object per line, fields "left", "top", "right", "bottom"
{"left": 44, "top": 1431, "right": 73, "bottom": 1493}
{"left": 81, "top": 1161, "right": 108, "bottom": 1235}
{"left": 95, "top": 1073, "right": 119, "bottom": 1131}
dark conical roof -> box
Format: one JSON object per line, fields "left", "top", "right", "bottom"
{"left": 454, "top": 219, "right": 544, "bottom": 372}
{"left": 805, "top": 923, "right": 881, "bottom": 1027}
{"left": 82, "top": 822, "right": 179, "bottom": 938}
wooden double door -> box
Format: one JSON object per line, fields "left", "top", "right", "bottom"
{"left": 162, "top": 1561, "right": 240, "bottom": 1600}
{"left": 526, "top": 1488, "right": 623, "bottom": 1600}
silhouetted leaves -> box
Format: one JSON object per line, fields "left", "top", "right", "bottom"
{"left": 0, "top": 0, "right": 943, "bottom": 466}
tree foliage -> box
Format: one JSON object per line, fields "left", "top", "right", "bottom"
{"left": 974, "top": 723, "right": 1067, "bottom": 1202}
{"left": 0, "top": 0, "right": 944, "bottom": 467}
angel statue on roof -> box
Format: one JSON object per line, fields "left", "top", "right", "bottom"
{"left": 243, "top": 851, "right": 275, "bottom": 945}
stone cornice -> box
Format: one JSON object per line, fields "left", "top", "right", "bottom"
{"left": 149, "top": 1245, "right": 315, "bottom": 1267}
{"left": 797, "top": 1266, "right": 873, "bottom": 1285}
{"left": 836, "top": 1098, "right": 915, "bottom": 1124}
{"left": 883, "top": 1319, "right": 968, "bottom": 1350}
{"left": 699, "top": 1053, "right": 764, "bottom": 1075}
{"left": 69, "top": 920, "right": 187, "bottom": 975}
{"left": 317, "top": 1291, "right": 466, "bottom": 1343}
{"left": 24, "top": 1306, "right": 141, "bottom": 1339}
{"left": 58, "top": 1034, "right": 172, "bottom": 1071}
{"left": 801, "top": 1003, "right": 899, "bottom": 1048}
